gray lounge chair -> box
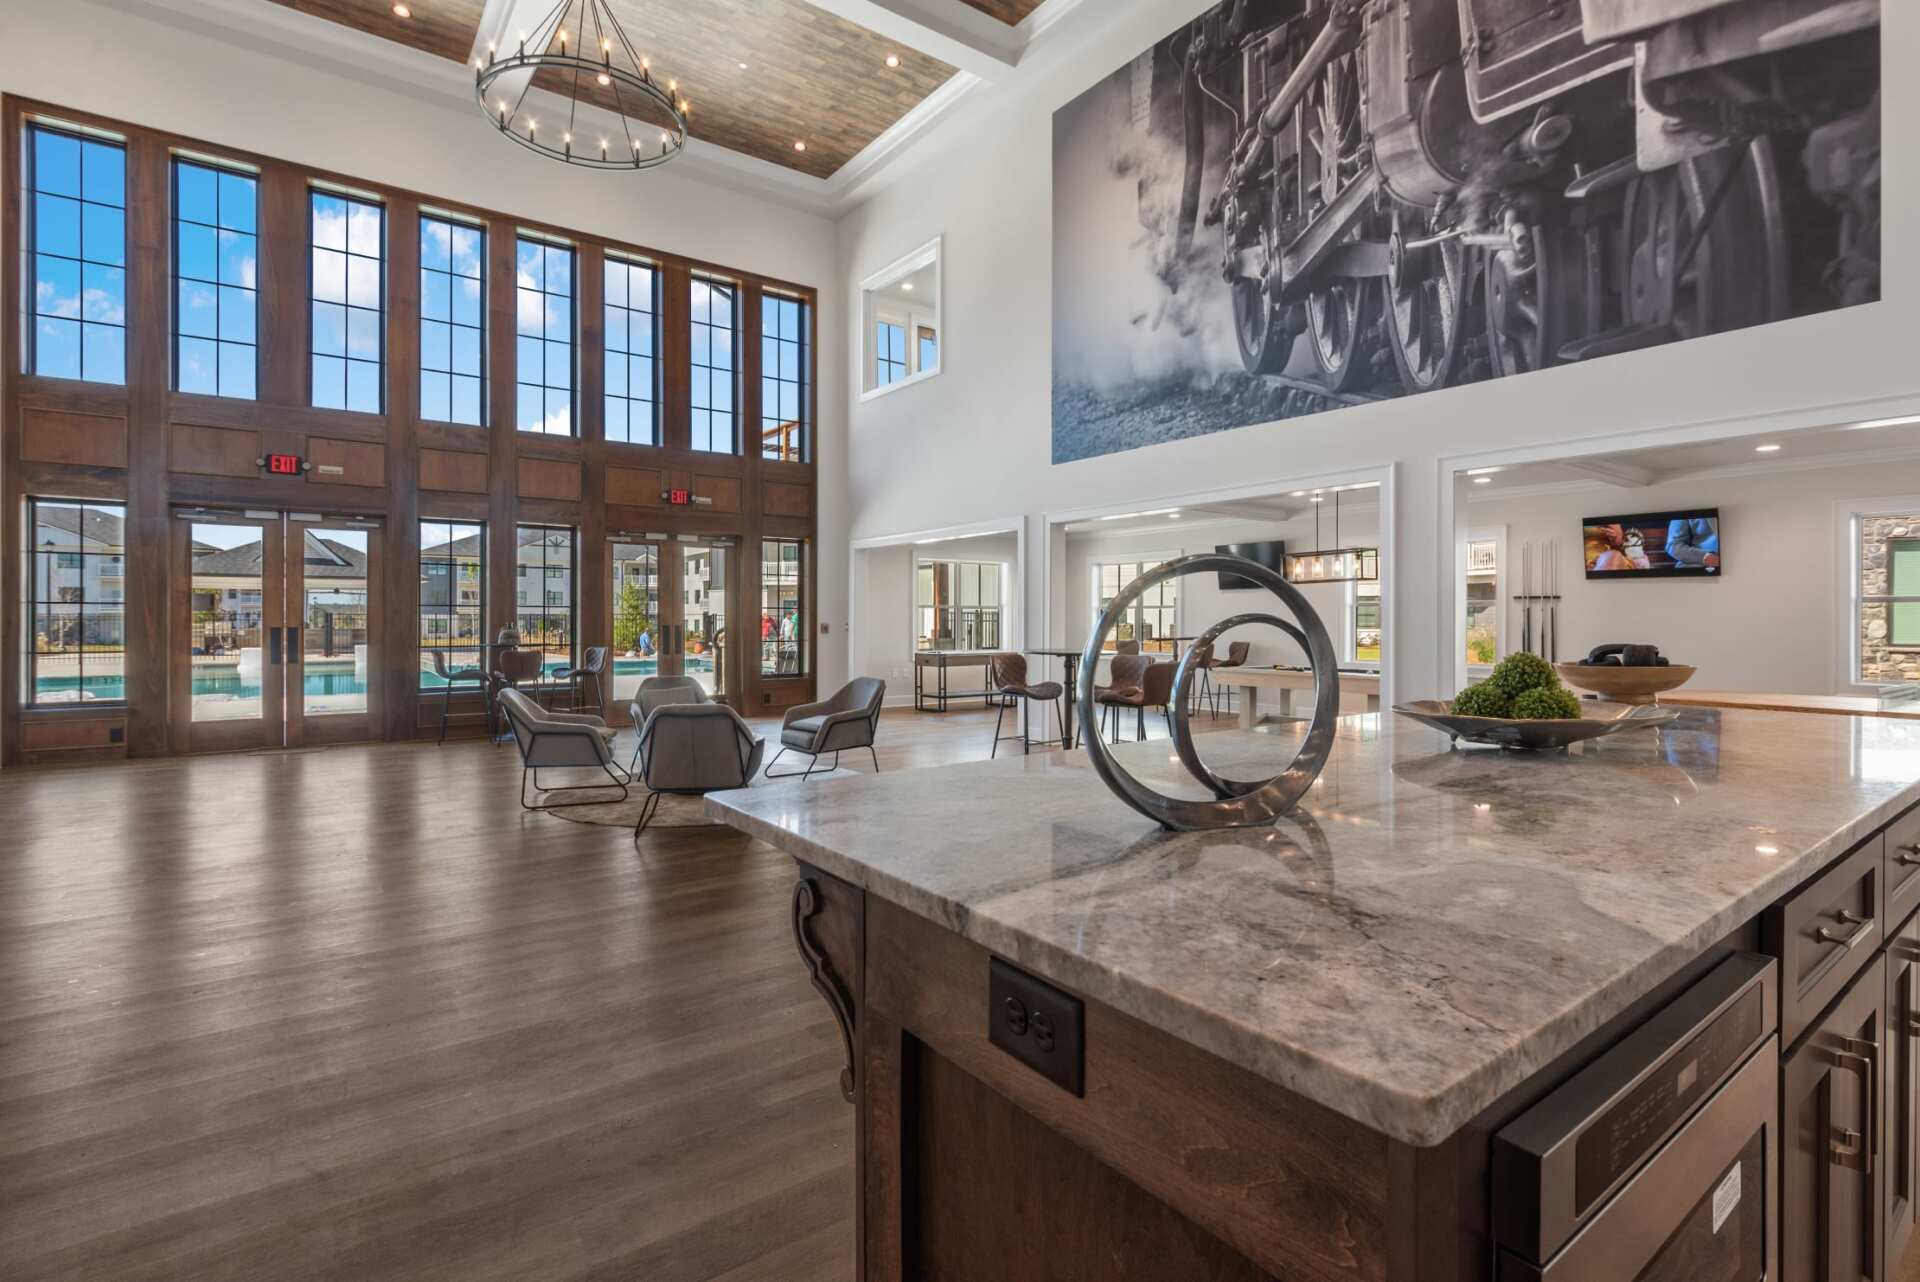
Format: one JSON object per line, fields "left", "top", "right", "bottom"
{"left": 767, "top": 678, "right": 886, "bottom": 778}
{"left": 496, "top": 687, "right": 630, "bottom": 810}
{"left": 631, "top": 703, "right": 767, "bottom": 837}
{"left": 627, "top": 675, "right": 711, "bottom": 774}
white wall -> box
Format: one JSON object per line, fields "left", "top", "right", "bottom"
{"left": 852, "top": 532, "right": 1018, "bottom": 701}
{"left": 1059, "top": 509, "right": 1381, "bottom": 671}
{"left": 838, "top": 0, "right": 1920, "bottom": 707}
{"left": 1466, "top": 457, "right": 1920, "bottom": 695}
{"left": 1, "top": 0, "right": 850, "bottom": 684}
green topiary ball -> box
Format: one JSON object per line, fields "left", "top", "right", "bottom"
{"left": 1488, "top": 651, "right": 1559, "bottom": 699}
{"left": 1511, "top": 686, "right": 1583, "bottom": 720}
{"left": 1451, "top": 682, "right": 1512, "bottom": 718}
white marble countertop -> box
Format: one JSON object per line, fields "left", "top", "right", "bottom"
{"left": 707, "top": 709, "right": 1920, "bottom": 1146}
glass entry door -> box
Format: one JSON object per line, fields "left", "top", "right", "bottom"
{"left": 605, "top": 535, "right": 737, "bottom": 718}
{"left": 680, "top": 542, "right": 730, "bottom": 701}
{"left": 174, "top": 510, "right": 382, "bottom": 751}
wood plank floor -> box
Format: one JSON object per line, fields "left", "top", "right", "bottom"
{"left": 0, "top": 701, "right": 1236, "bottom": 1281}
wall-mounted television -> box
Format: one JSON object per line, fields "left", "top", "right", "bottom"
{"left": 1583, "top": 509, "right": 1721, "bottom": 579}
{"left": 1216, "top": 541, "right": 1285, "bottom": 590}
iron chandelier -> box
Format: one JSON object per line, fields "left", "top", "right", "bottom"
{"left": 475, "top": 0, "right": 688, "bottom": 170}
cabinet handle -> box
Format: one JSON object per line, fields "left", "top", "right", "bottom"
{"left": 1831, "top": 1036, "right": 1878, "bottom": 1174}
{"left": 1817, "top": 910, "right": 1875, "bottom": 949}
{"left": 1897, "top": 843, "right": 1920, "bottom": 866}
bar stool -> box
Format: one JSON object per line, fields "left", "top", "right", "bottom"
{"left": 552, "top": 646, "right": 609, "bottom": 713}
{"left": 1094, "top": 653, "right": 1151, "bottom": 743}
{"left": 1206, "top": 641, "right": 1251, "bottom": 716}
{"left": 427, "top": 649, "right": 488, "bottom": 744}
{"left": 989, "top": 653, "right": 1065, "bottom": 757}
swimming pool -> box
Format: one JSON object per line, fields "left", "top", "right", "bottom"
{"left": 33, "top": 655, "right": 713, "bottom": 702}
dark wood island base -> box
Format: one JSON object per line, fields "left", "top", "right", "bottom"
{"left": 792, "top": 862, "right": 1522, "bottom": 1282}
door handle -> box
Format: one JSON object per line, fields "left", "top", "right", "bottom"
{"left": 1817, "top": 909, "right": 1875, "bottom": 949}
{"left": 268, "top": 627, "right": 282, "bottom": 665}
{"left": 287, "top": 626, "right": 301, "bottom": 664}
{"left": 1831, "top": 1036, "right": 1878, "bottom": 1174}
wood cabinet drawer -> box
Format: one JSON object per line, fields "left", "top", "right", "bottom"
{"left": 1887, "top": 804, "right": 1920, "bottom": 933}
{"left": 1767, "top": 836, "right": 1885, "bottom": 1048}
{"left": 1782, "top": 951, "right": 1886, "bottom": 1282}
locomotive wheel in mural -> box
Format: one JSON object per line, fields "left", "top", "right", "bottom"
{"left": 1307, "top": 273, "right": 1378, "bottom": 393}
{"left": 1486, "top": 217, "right": 1582, "bottom": 379}
{"left": 1233, "top": 277, "right": 1294, "bottom": 375}
{"left": 1621, "top": 141, "right": 1787, "bottom": 345}
{"left": 1386, "top": 212, "right": 1466, "bottom": 394}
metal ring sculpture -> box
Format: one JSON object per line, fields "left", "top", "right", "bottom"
{"left": 1077, "top": 553, "right": 1339, "bottom": 832}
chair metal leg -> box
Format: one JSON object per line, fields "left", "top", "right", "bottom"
{"left": 520, "top": 761, "right": 631, "bottom": 811}
{"left": 1136, "top": 705, "right": 1145, "bottom": 742}
{"left": 631, "top": 791, "right": 663, "bottom": 840}
{"left": 1022, "top": 698, "right": 1030, "bottom": 755}
{"left": 805, "top": 751, "right": 840, "bottom": 779}
{"left": 439, "top": 682, "right": 452, "bottom": 744}
{"left": 991, "top": 698, "right": 1007, "bottom": 759}
{"left": 868, "top": 745, "right": 880, "bottom": 772}
{"left": 1057, "top": 697, "right": 1069, "bottom": 750}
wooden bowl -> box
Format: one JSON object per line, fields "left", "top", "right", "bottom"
{"left": 1555, "top": 662, "right": 1697, "bottom": 705}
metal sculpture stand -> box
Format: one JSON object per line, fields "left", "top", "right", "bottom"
{"left": 1078, "top": 554, "right": 1339, "bottom": 832}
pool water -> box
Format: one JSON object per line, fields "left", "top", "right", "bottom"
{"left": 35, "top": 655, "right": 714, "bottom": 702}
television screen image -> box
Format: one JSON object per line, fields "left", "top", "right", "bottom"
{"left": 1583, "top": 510, "right": 1722, "bottom": 579}
{"left": 1216, "top": 542, "right": 1284, "bottom": 590}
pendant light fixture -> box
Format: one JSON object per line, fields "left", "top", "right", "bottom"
{"left": 1286, "top": 487, "right": 1379, "bottom": 583}
{"left": 475, "top": 0, "right": 687, "bottom": 171}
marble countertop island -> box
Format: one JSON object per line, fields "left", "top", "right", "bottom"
{"left": 708, "top": 709, "right": 1920, "bottom": 1146}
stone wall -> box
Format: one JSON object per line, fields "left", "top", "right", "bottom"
{"left": 1860, "top": 516, "right": 1920, "bottom": 683}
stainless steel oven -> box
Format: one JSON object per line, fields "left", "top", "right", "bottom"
{"left": 1493, "top": 953, "right": 1778, "bottom": 1282}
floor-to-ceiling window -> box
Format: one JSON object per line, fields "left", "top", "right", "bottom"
{"left": 516, "top": 526, "right": 575, "bottom": 678}
{"left": 173, "top": 158, "right": 257, "bottom": 398}
{"left": 419, "top": 520, "right": 485, "bottom": 684}
{"left": 516, "top": 236, "right": 574, "bottom": 435}
{"left": 1465, "top": 538, "right": 1498, "bottom": 666}
{"left": 1092, "top": 559, "right": 1177, "bottom": 652}
{"left": 604, "top": 253, "right": 659, "bottom": 445}
{"left": 310, "top": 189, "right": 384, "bottom": 412}
{"left": 419, "top": 214, "right": 485, "bottom": 426}
{"left": 27, "top": 125, "right": 126, "bottom": 384}
{"left": 916, "top": 559, "right": 1002, "bottom": 652}
{"left": 26, "top": 499, "right": 127, "bottom": 705}
{"left": 760, "top": 539, "right": 806, "bottom": 675}
{"left": 761, "top": 292, "right": 809, "bottom": 461}
{"left": 690, "top": 276, "right": 737, "bottom": 453}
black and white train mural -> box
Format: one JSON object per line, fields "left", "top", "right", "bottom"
{"left": 1051, "top": 0, "right": 1881, "bottom": 463}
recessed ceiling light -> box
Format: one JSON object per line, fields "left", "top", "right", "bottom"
{"left": 1464, "top": 466, "right": 1504, "bottom": 476}
{"left": 392, "top": 2, "right": 410, "bottom": 15}
{"left": 1167, "top": 512, "right": 1181, "bottom": 520}
{"left": 900, "top": 281, "right": 913, "bottom": 291}
{"left": 885, "top": 54, "right": 901, "bottom": 68}
{"left": 738, "top": 62, "right": 750, "bottom": 70}
{"left": 1754, "top": 443, "right": 1782, "bottom": 453}
{"left": 1473, "top": 476, "right": 1493, "bottom": 485}
{"left": 793, "top": 140, "right": 807, "bottom": 152}
{"left": 1310, "top": 495, "right": 1325, "bottom": 503}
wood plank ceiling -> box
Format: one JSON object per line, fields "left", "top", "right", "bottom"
{"left": 263, "top": 0, "right": 959, "bottom": 178}
{"left": 957, "top": 0, "right": 1049, "bottom": 24}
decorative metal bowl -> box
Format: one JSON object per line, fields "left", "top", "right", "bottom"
{"left": 1391, "top": 700, "right": 1680, "bottom": 750}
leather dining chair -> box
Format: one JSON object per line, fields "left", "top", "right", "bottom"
{"left": 1094, "top": 653, "right": 1151, "bottom": 743}
{"left": 989, "top": 653, "right": 1065, "bottom": 757}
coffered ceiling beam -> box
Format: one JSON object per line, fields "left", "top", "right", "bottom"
{"left": 804, "top": 0, "right": 1024, "bottom": 80}
{"left": 1559, "top": 458, "right": 1661, "bottom": 488}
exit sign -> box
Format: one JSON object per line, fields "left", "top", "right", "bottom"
{"left": 265, "top": 453, "right": 305, "bottom": 476}
{"left": 666, "top": 488, "right": 692, "bottom": 506}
